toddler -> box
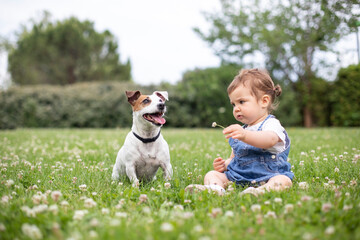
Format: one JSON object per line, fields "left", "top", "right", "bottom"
{"left": 185, "top": 69, "right": 294, "bottom": 196}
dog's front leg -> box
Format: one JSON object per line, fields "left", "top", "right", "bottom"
{"left": 160, "top": 162, "right": 173, "bottom": 181}
{"left": 125, "top": 164, "right": 140, "bottom": 187}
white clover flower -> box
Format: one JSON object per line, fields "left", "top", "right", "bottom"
{"left": 73, "top": 210, "right": 88, "bottom": 220}
{"left": 164, "top": 182, "right": 171, "bottom": 189}
{"left": 284, "top": 204, "right": 294, "bottom": 214}
{"left": 79, "top": 184, "right": 87, "bottom": 191}
{"left": 325, "top": 226, "right": 335, "bottom": 235}
{"left": 90, "top": 218, "right": 100, "bottom": 227}
{"left": 102, "top": 208, "right": 110, "bottom": 215}
{"left": 160, "top": 222, "right": 174, "bottom": 232}
{"left": 139, "top": 194, "right": 148, "bottom": 203}
{"left": 0, "top": 223, "right": 5, "bottom": 231}
{"left": 109, "top": 219, "right": 121, "bottom": 226}
{"left": 321, "top": 203, "right": 333, "bottom": 213}
{"left": 182, "top": 212, "right": 194, "bottom": 219}
{"left": 115, "top": 212, "right": 128, "bottom": 218}
{"left": 210, "top": 208, "right": 223, "bottom": 218}
{"left": 343, "top": 205, "right": 353, "bottom": 211}
{"left": 301, "top": 195, "right": 312, "bottom": 202}
{"left": 60, "top": 200, "right": 69, "bottom": 208}
{"left": 21, "top": 224, "right": 43, "bottom": 240}
{"left": 33, "top": 204, "right": 48, "bottom": 215}
{"left": 334, "top": 167, "right": 339, "bottom": 173}
{"left": 184, "top": 199, "right": 192, "bottom": 204}
{"left": 225, "top": 210, "right": 234, "bottom": 217}
{"left": 5, "top": 179, "right": 14, "bottom": 188}
{"left": 264, "top": 211, "right": 277, "bottom": 219}
{"left": 142, "top": 206, "right": 151, "bottom": 214}
{"left": 89, "top": 230, "right": 98, "bottom": 238}
{"left": 174, "top": 205, "right": 184, "bottom": 211}
{"left": 298, "top": 182, "right": 309, "bottom": 190}
{"left": 193, "top": 225, "right": 203, "bottom": 232}
{"left": 1, "top": 195, "right": 10, "bottom": 204}
{"left": 84, "top": 198, "right": 97, "bottom": 208}
{"left": 274, "top": 198, "right": 283, "bottom": 204}
{"left": 250, "top": 204, "right": 261, "bottom": 212}
{"left": 48, "top": 204, "right": 59, "bottom": 215}
{"left": 51, "top": 191, "right": 62, "bottom": 202}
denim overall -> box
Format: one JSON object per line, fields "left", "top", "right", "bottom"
{"left": 225, "top": 115, "right": 294, "bottom": 186}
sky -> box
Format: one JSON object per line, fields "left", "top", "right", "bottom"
{"left": 0, "top": 0, "right": 359, "bottom": 88}
{"left": 0, "top": 0, "right": 222, "bottom": 87}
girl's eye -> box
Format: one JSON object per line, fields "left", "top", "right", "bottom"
{"left": 239, "top": 100, "right": 245, "bottom": 104}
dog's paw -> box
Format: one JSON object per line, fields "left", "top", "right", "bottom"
{"left": 132, "top": 180, "right": 140, "bottom": 188}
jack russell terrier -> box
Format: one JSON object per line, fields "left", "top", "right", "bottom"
{"left": 112, "top": 90, "right": 173, "bottom": 186}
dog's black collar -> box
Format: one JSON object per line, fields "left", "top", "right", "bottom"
{"left": 132, "top": 130, "right": 161, "bottom": 143}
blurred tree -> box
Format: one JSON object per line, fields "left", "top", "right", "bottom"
{"left": 173, "top": 65, "right": 241, "bottom": 127}
{"left": 7, "top": 11, "right": 131, "bottom": 85}
{"left": 330, "top": 64, "right": 360, "bottom": 126}
{"left": 194, "top": 0, "right": 360, "bottom": 127}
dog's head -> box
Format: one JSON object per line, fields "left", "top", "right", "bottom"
{"left": 126, "top": 90, "right": 168, "bottom": 126}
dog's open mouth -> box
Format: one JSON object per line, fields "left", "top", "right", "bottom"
{"left": 143, "top": 112, "right": 166, "bottom": 125}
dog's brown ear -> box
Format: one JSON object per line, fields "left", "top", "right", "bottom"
{"left": 126, "top": 91, "right": 141, "bottom": 106}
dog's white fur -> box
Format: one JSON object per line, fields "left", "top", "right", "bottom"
{"left": 112, "top": 91, "right": 173, "bottom": 186}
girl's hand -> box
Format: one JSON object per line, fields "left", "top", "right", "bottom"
{"left": 213, "top": 157, "right": 226, "bottom": 173}
{"left": 223, "top": 124, "right": 246, "bottom": 141}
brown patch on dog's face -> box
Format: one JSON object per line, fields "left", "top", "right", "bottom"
{"left": 132, "top": 95, "right": 152, "bottom": 111}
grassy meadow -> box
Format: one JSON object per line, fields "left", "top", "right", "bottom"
{"left": 0, "top": 128, "right": 359, "bottom": 240}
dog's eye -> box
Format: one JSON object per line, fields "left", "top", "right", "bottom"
{"left": 142, "top": 98, "right": 150, "bottom": 104}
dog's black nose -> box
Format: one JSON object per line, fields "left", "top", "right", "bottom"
{"left": 158, "top": 103, "right": 165, "bottom": 111}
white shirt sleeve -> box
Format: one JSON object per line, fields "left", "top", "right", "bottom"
{"left": 261, "top": 118, "right": 286, "bottom": 154}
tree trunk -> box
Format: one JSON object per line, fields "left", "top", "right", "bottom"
{"left": 303, "top": 104, "right": 313, "bottom": 128}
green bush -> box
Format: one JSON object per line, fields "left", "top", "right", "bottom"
{"left": 0, "top": 82, "right": 156, "bottom": 129}
{"left": 330, "top": 64, "right": 360, "bottom": 126}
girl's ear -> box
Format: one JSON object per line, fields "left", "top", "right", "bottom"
{"left": 261, "top": 94, "right": 271, "bottom": 108}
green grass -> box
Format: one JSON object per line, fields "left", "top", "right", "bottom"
{"left": 0, "top": 128, "right": 359, "bottom": 240}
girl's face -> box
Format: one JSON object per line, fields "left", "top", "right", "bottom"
{"left": 229, "top": 83, "right": 270, "bottom": 126}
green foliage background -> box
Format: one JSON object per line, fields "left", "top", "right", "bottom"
{"left": 330, "top": 64, "right": 360, "bottom": 126}
{"left": 1, "top": 64, "right": 360, "bottom": 129}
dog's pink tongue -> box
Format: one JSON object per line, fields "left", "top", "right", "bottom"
{"left": 152, "top": 115, "right": 166, "bottom": 125}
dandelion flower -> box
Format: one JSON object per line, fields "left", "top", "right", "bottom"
{"left": 211, "top": 122, "right": 225, "bottom": 129}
